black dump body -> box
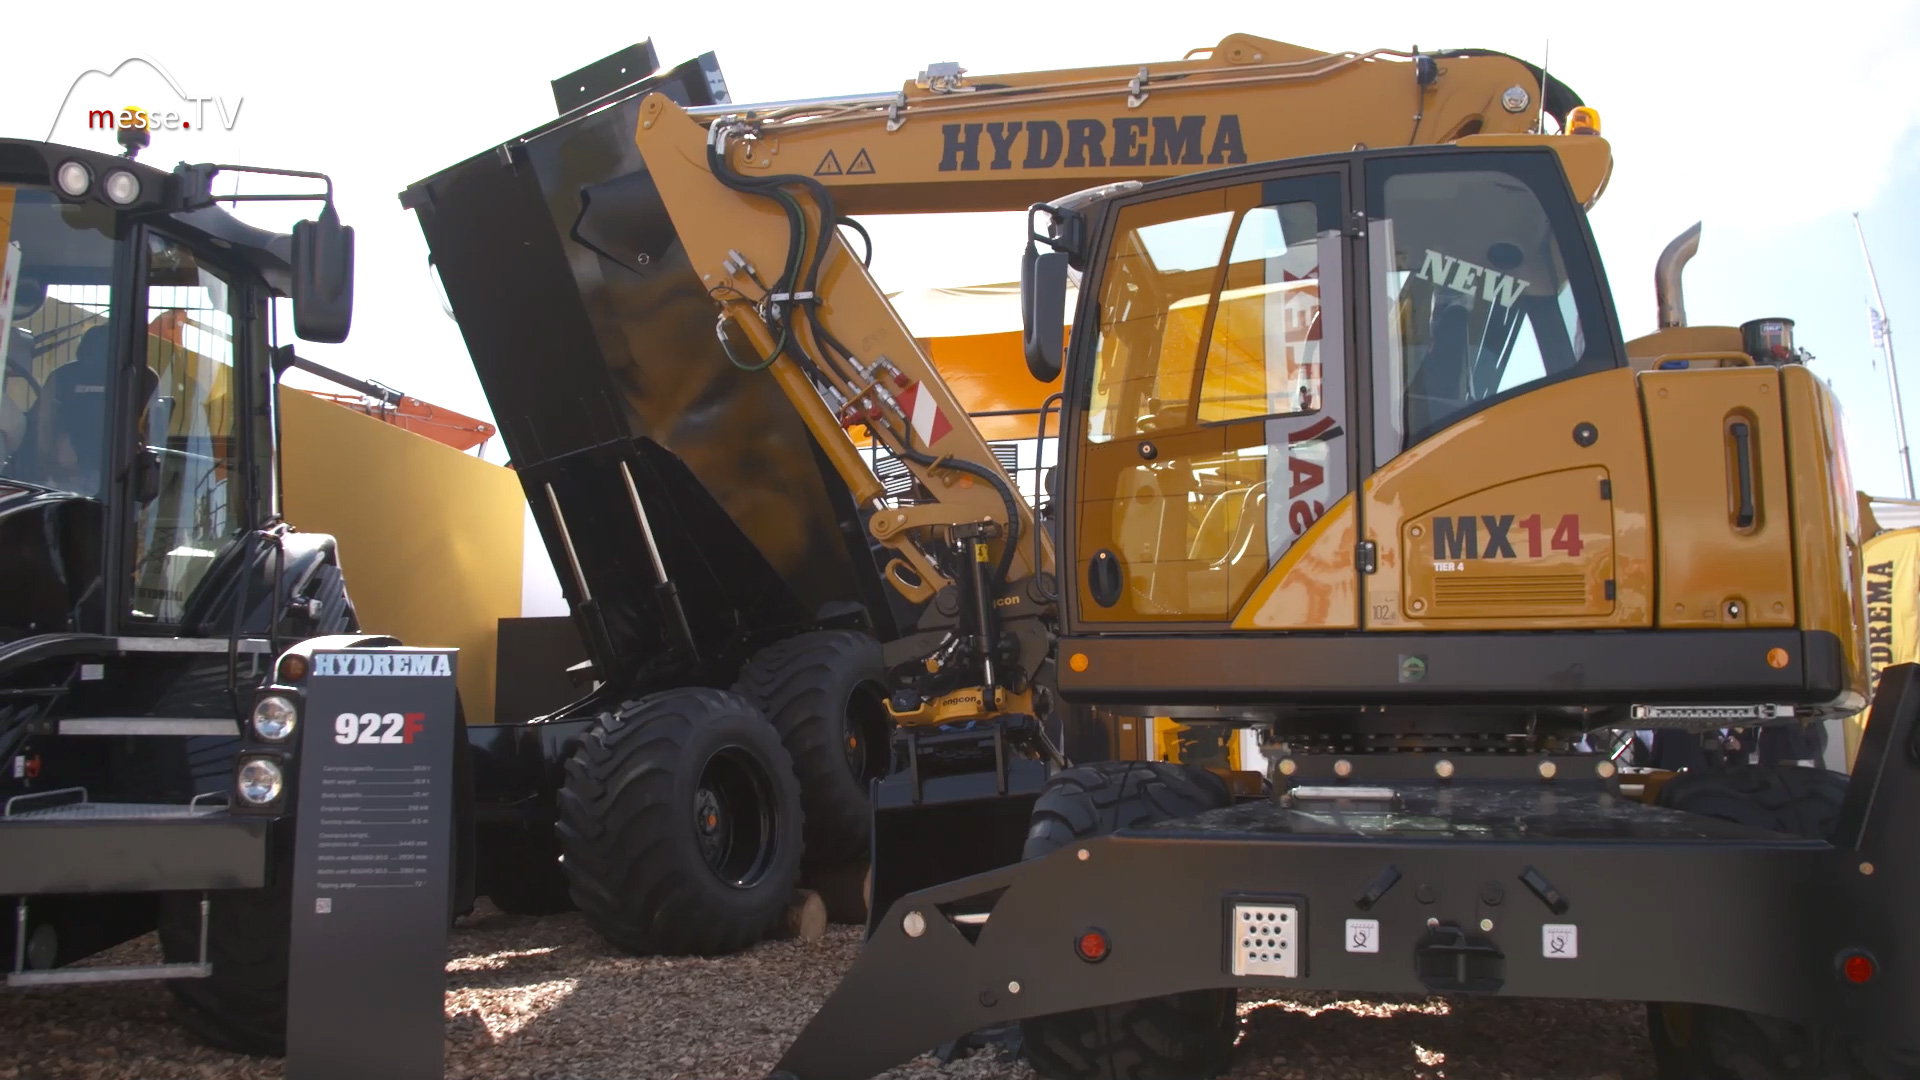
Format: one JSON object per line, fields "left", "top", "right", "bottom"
{"left": 401, "top": 54, "right": 912, "bottom": 720}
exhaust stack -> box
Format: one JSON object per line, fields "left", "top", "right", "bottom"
{"left": 1655, "top": 222, "right": 1702, "bottom": 329}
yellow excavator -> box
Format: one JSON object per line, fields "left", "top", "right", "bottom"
{"left": 408, "top": 34, "right": 1909, "bottom": 1080}
{"left": 409, "top": 34, "right": 1601, "bottom": 938}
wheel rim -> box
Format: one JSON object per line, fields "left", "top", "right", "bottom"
{"left": 692, "top": 746, "right": 778, "bottom": 888}
{"left": 843, "top": 681, "right": 892, "bottom": 786}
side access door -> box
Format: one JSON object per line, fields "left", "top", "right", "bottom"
{"left": 1064, "top": 166, "right": 1362, "bottom": 633}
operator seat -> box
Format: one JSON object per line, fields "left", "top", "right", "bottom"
{"left": 1404, "top": 302, "right": 1472, "bottom": 442}
{"left": 7, "top": 326, "right": 156, "bottom": 495}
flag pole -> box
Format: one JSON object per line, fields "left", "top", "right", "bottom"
{"left": 1855, "top": 211, "right": 1914, "bottom": 498}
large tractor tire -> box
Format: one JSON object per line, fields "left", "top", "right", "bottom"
{"left": 158, "top": 695, "right": 476, "bottom": 1056}
{"left": 1646, "top": 766, "right": 1918, "bottom": 1080}
{"left": 732, "top": 630, "right": 890, "bottom": 871}
{"left": 556, "top": 687, "right": 803, "bottom": 955}
{"left": 157, "top": 827, "right": 296, "bottom": 1056}
{"left": 1018, "top": 761, "right": 1239, "bottom": 1080}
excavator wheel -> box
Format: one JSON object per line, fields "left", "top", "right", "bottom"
{"left": 1018, "top": 760, "right": 1239, "bottom": 1080}
{"left": 732, "top": 630, "right": 890, "bottom": 872}
{"left": 1646, "top": 766, "right": 1918, "bottom": 1080}
{"left": 556, "top": 687, "right": 803, "bottom": 956}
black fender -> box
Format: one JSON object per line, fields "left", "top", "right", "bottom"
{"left": 182, "top": 529, "right": 357, "bottom": 642}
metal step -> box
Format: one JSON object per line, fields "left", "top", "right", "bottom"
{"left": 7, "top": 962, "right": 210, "bottom": 988}
{"left": 6, "top": 802, "right": 224, "bottom": 822}
{"left": 5, "top": 788, "right": 228, "bottom": 821}
{"left": 10, "top": 897, "right": 210, "bottom": 989}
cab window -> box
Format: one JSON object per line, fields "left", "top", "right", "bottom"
{"left": 1366, "top": 153, "right": 1615, "bottom": 463}
{"left": 0, "top": 186, "right": 120, "bottom": 496}
{"left": 129, "top": 232, "right": 244, "bottom": 624}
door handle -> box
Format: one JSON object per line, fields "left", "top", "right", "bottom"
{"left": 1729, "top": 421, "right": 1755, "bottom": 529}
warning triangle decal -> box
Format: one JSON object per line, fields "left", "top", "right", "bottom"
{"left": 846, "top": 149, "right": 876, "bottom": 175}
{"left": 814, "top": 150, "right": 843, "bottom": 177}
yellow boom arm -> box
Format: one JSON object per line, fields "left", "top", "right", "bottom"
{"left": 632, "top": 35, "right": 1592, "bottom": 723}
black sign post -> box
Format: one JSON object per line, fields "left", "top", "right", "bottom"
{"left": 287, "top": 647, "right": 458, "bottom": 1080}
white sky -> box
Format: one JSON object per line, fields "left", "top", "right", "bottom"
{"left": 8, "top": 1, "right": 1920, "bottom": 492}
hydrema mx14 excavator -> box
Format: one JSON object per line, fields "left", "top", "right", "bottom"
{"left": 613, "top": 42, "right": 1908, "bottom": 1080}
{"left": 412, "top": 35, "right": 1907, "bottom": 1079}
{"left": 402, "top": 35, "right": 1583, "bottom": 953}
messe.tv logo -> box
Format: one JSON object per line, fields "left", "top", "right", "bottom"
{"left": 87, "top": 100, "right": 240, "bottom": 134}
{"left": 45, "top": 57, "right": 244, "bottom": 143}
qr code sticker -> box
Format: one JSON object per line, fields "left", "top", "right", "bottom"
{"left": 315, "top": 898, "right": 333, "bottom": 914}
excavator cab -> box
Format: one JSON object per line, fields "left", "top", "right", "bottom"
{"left": 1023, "top": 136, "right": 1866, "bottom": 725}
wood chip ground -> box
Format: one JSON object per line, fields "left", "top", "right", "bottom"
{"left": 0, "top": 901, "right": 1658, "bottom": 1079}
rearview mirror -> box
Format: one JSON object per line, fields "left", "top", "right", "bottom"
{"left": 291, "top": 204, "right": 354, "bottom": 343}
{"left": 1021, "top": 207, "right": 1070, "bottom": 383}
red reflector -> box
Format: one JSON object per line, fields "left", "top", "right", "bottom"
{"left": 1076, "top": 930, "right": 1108, "bottom": 962}
{"left": 1844, "top": 954, "right": 1876, "bottom": 984}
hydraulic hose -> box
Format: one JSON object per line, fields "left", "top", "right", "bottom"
{"left": 706, "top": 126, "right": 1025, "bottom": 587}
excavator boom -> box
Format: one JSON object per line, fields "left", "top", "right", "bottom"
{"left": 685, "top": 38, "right": 1578, "bottom": 213}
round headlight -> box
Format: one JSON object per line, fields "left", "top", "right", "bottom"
{"left": 252, "top": 695, "right": 299, "bottom": 741}
{"left": 103, "top": 169, "right": 141, "bottom": 206}
{"left": 237, "top": 758, "right": 285, "bottom": 805}
{"left": 56, "top": 161, "right": 92, "bottom": 197}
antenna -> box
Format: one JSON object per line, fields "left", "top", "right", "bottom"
{"left": 1538, "top": 40, "right": 1550, "bottom": 133}
{"left": 1855, "top": 211, "right": 1913, "bottom": 497}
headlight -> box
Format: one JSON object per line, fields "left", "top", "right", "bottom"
{"left": 103, "top": 169, "right": 141, "bottom": 205}
{"left": 236, "top": 758, "right": 285, "bottom": 805}
{"left": 56, "top": 161, "right": 92, "bottom": 197}
{"left": 252, "top": 694, "right": 299, "bottom": 741}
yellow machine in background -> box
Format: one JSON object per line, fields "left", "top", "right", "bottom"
{"left": 277, "top": 386, "right": 526, "bottom": 724}
{"left": 1851, "top": 495, "right": 1920, "bottom": 767}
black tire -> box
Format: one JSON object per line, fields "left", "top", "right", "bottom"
{"left": 1647, "top": 766, "right": 1917, "bottom": 1080}
{"left": 556, "top": 686, "right": 803, "bottom": 955}
{"left": 732, "top": 630, "right": 890, "bottom": 870}
{"left": 1656, "top": 765, "right": 1846, "bottom": 840}
{"left": 1019, "top": 761, "right": 1238, "bottom": 1080}
{"left": 157, "top": 828, "right": 294, "bottom": 1056}
{"left": 157, "top": 697, "right": 476, "bottom": 1056}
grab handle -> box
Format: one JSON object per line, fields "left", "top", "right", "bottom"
{"left": 1730, "top": 421, "right": 1755, "bottom": 529}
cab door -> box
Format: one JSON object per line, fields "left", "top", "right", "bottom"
{"left": 1065, "top": 167, "right": 1358, "bottom": 630}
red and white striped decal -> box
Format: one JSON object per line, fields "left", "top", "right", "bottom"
{"left": 894, "top": 380, "right": 953, "bottom": 447}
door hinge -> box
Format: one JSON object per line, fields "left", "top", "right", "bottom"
{"left": 1348, "top": 209, "right": 1368, "bottom": 239}
{"left": 1356, "top": 540, "right": 1378, "bottom": 574}
{"left": 1599, "top": 478, "right": 1612, "bottom": 500}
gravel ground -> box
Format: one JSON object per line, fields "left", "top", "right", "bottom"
{"left": 0, "top": 901, "right": 1656, "bottom": 1080}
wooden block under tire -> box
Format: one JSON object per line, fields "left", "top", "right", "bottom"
{"left": 770, "top": 890, "right": 828, "bottom": 942}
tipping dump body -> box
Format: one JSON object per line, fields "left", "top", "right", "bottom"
{"left": 401, "top": 57, "right": 907, "bottom": 707}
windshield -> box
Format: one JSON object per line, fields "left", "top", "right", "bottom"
{"left": 0, "top": 185, "right": 119, "bottom": 497}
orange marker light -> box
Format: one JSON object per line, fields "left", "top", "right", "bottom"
{"left": 1568, "top": 106, "right": 1602, "bottom": 135}
{"left": 279, "top": 654, "right": 309, "bottom": 682}
{"left": 1069, "top": 653, "right": 1089, "bottom": 673}
{"left": 1767, "top": 648, "right": 1790, "bottom": 669}
{"left": 1076, "top": 929, "right": 1109, "bottom": 963}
